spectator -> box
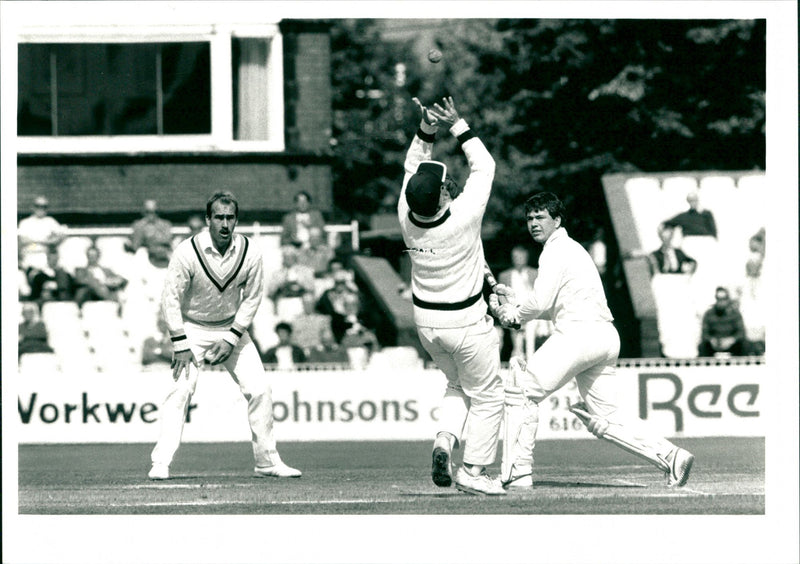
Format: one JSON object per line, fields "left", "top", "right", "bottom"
{"left": 298, "top": 226, "right": 335, "bottom": 277}
{"left": 280, "top": 190, "right": 326, "bottom": 249}
{"left": 738, "top": 228, "right": 766, "bottom": 355}
{"left": 18, "top": 196, "right": 66, "bottom": 293}
{"left": 586, "top": 226, "right": 607, "bottom": 278}
{"left": 497, "top": 245, "right": 549, "bottom": 361}
{"left": 266, "top": 246, "right": 317, "bottom": 319}
{"left": 141, "top": 314, "right": 173, "bottom": 366}
{"left": 73, "top": 246, "right": 128, "bottom": 310}
{"left": 305, "top": 322, "right": 350, "bottom": 365}
{"left": 340, "top": 318, "right": 380, "bottom": 370}
{"left": 315, "top": 269, "right": 365, "bottom": 344}
{"left": 314, "top": 257, "right": 357, "bottom": 298}
{"left": 187, "top": 214, "right": 205, "bottom": 237}
{"left": 261, "top": 322, "right": 307, "bottom": 369}
{"left": 125, "top": 199, "right": 173, "bottom": 267}
{"left": 646, "top": 223, "right": 697, "bottom": 276}
{"left": 27, "top": 249, "right": 75, "bottom": 303}
{"left": 698, "top": 286, "right": 746, "bottom": 357}
{"left": 663, "top": 190, "right": 717, "bottom": 238}
{"left": 19, "top": 302, "right": 53, "bottom": 358}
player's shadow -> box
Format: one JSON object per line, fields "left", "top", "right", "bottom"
{"left": 534, "top": 479, "right": 645, "bottom": 488}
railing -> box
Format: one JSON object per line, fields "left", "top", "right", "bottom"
{"left": 64, "top": 220, "right": 361, "bottom": 250}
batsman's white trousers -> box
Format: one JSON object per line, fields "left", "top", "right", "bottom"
{"left": 150, "top": 322, "right": 281, "bottom": 468}
{"left": 417, "top": 315, "right": 504, "bottom": 466}
{"left": 518, "top": 320, "right": 675, "bottom": 456}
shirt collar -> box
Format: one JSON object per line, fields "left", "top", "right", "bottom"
{"left": 544, "top": 227, "right": 567, "bottom": 248}
{"left": 199, "top": 230, "right": 237, "bottom": 257}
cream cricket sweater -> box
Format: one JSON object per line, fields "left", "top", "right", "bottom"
{"left": 161, "top": 231, "right": 264, "bottom": 352}
{"left": 398, "top": 118, "right": 496, "bottom": 329}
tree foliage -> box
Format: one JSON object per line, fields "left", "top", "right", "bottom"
{"left": 329, "top": 19, "right": 766, "bottom": 247}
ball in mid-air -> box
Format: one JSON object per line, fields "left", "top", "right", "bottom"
{"left": 427, "top": 49, "right": 443, "bottom": 64}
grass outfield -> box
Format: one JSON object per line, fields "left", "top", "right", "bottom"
{"left": 18, "top": 436, "right": 763, "bottom": 515}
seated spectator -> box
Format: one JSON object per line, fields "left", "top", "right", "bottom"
{"left": 28, "top": 249, "right": 75, "bottom": 303}
{"left": 174, "top": 214, "right": 206, "bottom": 246}
{"left": 19, "top": 302, "right": 53, "bottom": 358}
{"left": 340, "top": 319, "right": 380, "bottom": 370}
{"left": 315, "top": 269, "right": 365, "bottom": 344}
{"left": 141, "top": 314, "right": 173, "bottom": 366}
{"left": 298, "top": 226, "right": 335, "bottom": 277}
{"left": 261, "top": 322, "right": 307, "bottom": 369}
{"left": 74, "top": 246, "right": 128, "bottom": 310}
{"left": 647, "top": 223, "right": 697, "bottom": 276}
{"left": 663, "top": 190, "right": 717, "bottom": 238}
{"left": 266, "top": 246, "right": 316, "bottom": 319}
{"left": 314, "top": 257, "right": 357, "bottom": 299}
{"left": 18, "top": 195, "right": 66, "bottom": 294}
{"left": 698, "top": 286, "right": 746, "bottom": 357}
{"left": 305, "top": 322, "right": 350, "bottom": 365}
{"left": 125, "top": 199, "right": 173, "bottom": 267}
{"left": 280, "top": 190, "right": 326, "bottom": 249}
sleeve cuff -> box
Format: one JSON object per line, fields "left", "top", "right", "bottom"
{"left": 223, "top": 325, "right": 244, "bottom": 347}
{"left": 170, "top": 333, "right": 191, "bottom": 353}
{"left": 419, "top": 120, "right": 437, "bottom": 135}
{"left": 449, "top": 118, "right": 469, "bottom": 137}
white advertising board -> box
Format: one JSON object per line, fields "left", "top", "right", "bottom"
{"left": 15, "top": 364, "right": 765, "bottom": 443}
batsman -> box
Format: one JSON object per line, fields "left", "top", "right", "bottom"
{"left": 490, "top": 192, "right": 695, "bottom": 489}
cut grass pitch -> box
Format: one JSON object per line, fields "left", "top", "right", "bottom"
{"left": 18, "top": 437, "right": 764, "bottom": 514}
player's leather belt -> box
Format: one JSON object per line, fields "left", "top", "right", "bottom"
{"left": 412, "top": 291, "right": 482, "bottom": 311}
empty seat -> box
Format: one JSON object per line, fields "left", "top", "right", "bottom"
{"left": 367, "top": 347, "right": 423, "bottom": 371}
{"left": 623, "top": 177, "right": 662, "bottom": 252}
{"left": 94, "top": 236, "right": 133, "bottom": 278}
{"left": 18, "top": 353, "right": 61, "bottom": 375}
{"left": 57, "top": 236, "right": 94, "bottom": 274}
{"left": 41, "top": 301, "right": 81, "bottom": 333}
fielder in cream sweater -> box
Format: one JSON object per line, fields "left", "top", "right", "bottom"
{"left": 148, "top": 191, "right": 300, "bottom": 481}
{"left": 398, "top": 96, "right": 505, "bottom": 496}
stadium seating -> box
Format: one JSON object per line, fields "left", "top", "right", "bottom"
{"left": 366, "top": 346, "right": 423, "bottom": 371}
{"left": 57, "top": 236, "right": 93, "bottom": 274}
{"left": 611, "top": 171, "right": 765, "bottom": 357}
{"left": 94, "top": 236, "right": 133, "bottom": 279}
{"left": 18, "top": 352, "right": 61, "bottom": 375}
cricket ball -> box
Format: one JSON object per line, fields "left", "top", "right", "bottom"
{"left": 427, "top": 49, "right": 443, "bottom": 64}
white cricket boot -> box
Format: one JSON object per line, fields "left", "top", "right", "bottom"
{"left": 503, "top": 467, "right": 533, "bottom": 489}
{"left": 454, "top": 467, "right": 507, "bottom": 496}
{"left": 664, "top": 447, "right": 694, "bottom": 487}
{"left": 148, "top": 463, "right": 170, "bottom": 480}
{"left": 254, "top": 461, "right": 302, "bottom": 478}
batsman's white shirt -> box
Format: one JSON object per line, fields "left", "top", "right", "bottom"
{"left": 517, "top": 227, "right": 614, "bottom": 327}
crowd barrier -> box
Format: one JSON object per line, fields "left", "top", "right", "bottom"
{"left": 16, "top": 362, "right": 766, "bottom": 443}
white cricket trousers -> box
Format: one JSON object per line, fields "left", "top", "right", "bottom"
{"left": 150, "top": 322, "right": 281, "bottom": 468}
{"left": 516, "top": 321, "right": 676, "bottom": 463}
{"left": 417, "top": 315, "right": 504, "bottom": 466}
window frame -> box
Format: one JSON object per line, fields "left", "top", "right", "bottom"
{"left": 16, "top": 22, "right": 285, "bottom": 154}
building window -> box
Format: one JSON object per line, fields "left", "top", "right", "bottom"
{"left": 18, "top": 42, "right": 211, "bottom": 137}
{"left": 233, "top": 37, "right": 272, "bottom": 141}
